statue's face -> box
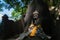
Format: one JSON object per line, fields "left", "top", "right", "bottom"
{"left": 33, "top": 10, "right": 42, "bottom": 24}
{"left": 33, "top": 10, "right": 39, "bottom": 19}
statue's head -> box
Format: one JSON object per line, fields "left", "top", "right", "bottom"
{"left": 33, "top": 10, "right": 39, "bottom": 18}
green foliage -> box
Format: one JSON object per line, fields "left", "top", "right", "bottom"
{"left": 21, "top": 0, "right": 30, "bottom": 5}
{"left": 11, "top": 6, "right": 27, "bottom": 21}
{"left": 3, "top": 0, "right": 21, "bottom": 8}
{"left": 0, "top": 0, "right": 60, "bottom": 10}
{"left": 0, "top": 0, "right": 27, "bottom": 20}
{"left": 11, "top": 10, "right": 22, "bottom": 20}
{"left": 0, "top": 0, "right": 60, "bottom": 20}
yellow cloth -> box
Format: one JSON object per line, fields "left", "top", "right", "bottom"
{"left": 29, "top": 26, "right": 37, "bottom": 36}
{"left": 29, "top": 23, "right": 41, "bottom": 37}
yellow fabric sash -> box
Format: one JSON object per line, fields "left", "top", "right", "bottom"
{"left": 29, "top": 24, "right": 41, "bottom": 37}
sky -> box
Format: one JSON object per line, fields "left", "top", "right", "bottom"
{"left": 0, "top": 0, "right": 14, "bottom": 22}
{"left": 0, "top": 8, "right": 14, "bottom": 23}
{"left": 0, "top": 0, "right": 14, "bottom": 16}
{"left": 0, "top": 7, "right": 13, "bottom": 17}
{"left": 0, "top": 0, "right": 23, "bottom": 23}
